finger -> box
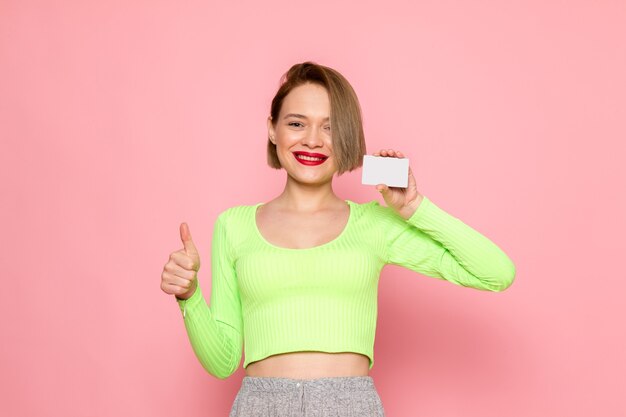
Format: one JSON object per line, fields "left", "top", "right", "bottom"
{"left": 162, "top": 271, "right": 193, "bottom": 289}
{"left": 165, "top": 258, "right": 197, "bottom": 278}
{"left": 180, "top": 222, "right": 198, "bottom": 256}
{"left": 169, "top": 251, "right": 197, "bottom": 271}
{"left": 161, "top": 281, "right": 191, "bottom": 296}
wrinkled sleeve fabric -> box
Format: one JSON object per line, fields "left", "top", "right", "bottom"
{"left": 175, "top": 211, "right": 244, "bottom": 379}
{"left": 374, "top": 196, "right": 516, "bottom": 291}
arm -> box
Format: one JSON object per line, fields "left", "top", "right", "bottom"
{"left": 375, "top": 196, "right": 516, "bottom": 291}
{"left": 175, "top": 213, "right": 243, "bottom": 379}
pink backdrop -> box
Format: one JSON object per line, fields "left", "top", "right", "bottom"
{"left": 2, "top": 1, "right": 625, "bottom": 416}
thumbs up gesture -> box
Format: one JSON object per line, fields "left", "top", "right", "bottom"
{"left": 160, "top": 222, "right": 201, "bottom": 300}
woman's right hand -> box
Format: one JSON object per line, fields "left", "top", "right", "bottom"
{"left": 161, "top": 222, "right": 201, "bottom": 300}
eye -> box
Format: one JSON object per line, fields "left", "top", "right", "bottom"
{"left": 288, "top": 122, "right": 303, "bottom": 127}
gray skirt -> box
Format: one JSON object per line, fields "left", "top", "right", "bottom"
{"left": 229, "top": 375, "right": 386, "bottom": 417}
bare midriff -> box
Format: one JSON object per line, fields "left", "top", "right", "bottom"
{"left": 244, "top": 351, "right": 370, "bottom": 379}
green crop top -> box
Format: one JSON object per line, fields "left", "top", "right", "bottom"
{"left": 175, "top": 195, "right": 516, "bottom": 379}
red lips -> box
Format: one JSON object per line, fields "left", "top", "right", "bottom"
{"left": 293, "top": 151, "right": 328, "bottom": 166}
{"left": 293, "top": 151, "right": 328, "bottom": 158}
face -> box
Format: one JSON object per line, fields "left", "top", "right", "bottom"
{"left": 267, "top": 82, "right": 337, "bottom": 184}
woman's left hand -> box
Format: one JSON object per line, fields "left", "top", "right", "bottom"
{"left": 373, "top": 149, "right": 425, "bottom": 220}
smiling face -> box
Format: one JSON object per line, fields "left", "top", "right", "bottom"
{"left": 267, "top": 82, "right": 338, "bottom": 184}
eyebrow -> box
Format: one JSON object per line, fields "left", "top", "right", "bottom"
{"left": 283, "top": 113, "right": 330, "bottom": 121}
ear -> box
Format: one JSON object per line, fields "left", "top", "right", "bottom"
{"left": 267, "top": 116, "right": 276, "bottom": 144}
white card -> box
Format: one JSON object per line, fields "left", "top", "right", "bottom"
{"left": 361, "top": 155, "right": 409, "bottom": 188}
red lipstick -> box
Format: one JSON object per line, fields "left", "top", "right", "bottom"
{"left": 293, "top": 151, "right": 328, "bottom": 166}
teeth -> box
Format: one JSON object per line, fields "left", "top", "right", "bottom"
{"left": 297, "top": 154, "right": 325, "bottom": 161}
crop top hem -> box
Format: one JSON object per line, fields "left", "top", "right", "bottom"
{"left": 244, "top": 347, "right": 375, "bottom": 371}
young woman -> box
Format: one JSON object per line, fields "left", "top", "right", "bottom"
{"left": 160, "top": 62, "right": 516, "bottom": 416}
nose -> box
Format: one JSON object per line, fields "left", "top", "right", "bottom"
{"left": 301, "top": 125, "right": 325, "bottom": 147}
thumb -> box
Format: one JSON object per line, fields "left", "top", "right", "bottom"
{"left": 376, "top": 184, "right": 388, "bottom": 193}
{"left": 179, "top": 222, "right": 199, "bottom": 256}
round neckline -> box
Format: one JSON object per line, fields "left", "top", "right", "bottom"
{"left": 252, "top": 200, "right": 354, "bottom": 251}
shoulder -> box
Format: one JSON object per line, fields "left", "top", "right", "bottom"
{"left": 211, "top": 204, "right": 258, "bottom": 252}
{"left": 214, "top": 203, "right": 258, "bottom": 227}
{"left": 355, "top": 199, "right": 400, "bottom": 219}
{"left": 352, "top": 200, "right": 413, "bottom": 238}
{"left": 349, "top": 199, "right": 380, "bottom": 210}
{"left": 348, "top": 199, "right": 405, "bottom": 229}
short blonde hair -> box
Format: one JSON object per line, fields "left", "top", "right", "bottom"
{"left": 267, "top": 61, "right": 367, "bottom": 176}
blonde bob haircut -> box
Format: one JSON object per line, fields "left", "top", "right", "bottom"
{"left": 267, "top": 61, "right": 367, "bottom": 176}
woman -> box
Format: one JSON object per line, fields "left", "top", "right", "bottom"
{"left": 160, "top": 61, "right": 516, "bottom": 416}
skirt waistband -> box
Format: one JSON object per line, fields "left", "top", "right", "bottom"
{"left": 240, "top": 375, "right": 375, "bottom": 392}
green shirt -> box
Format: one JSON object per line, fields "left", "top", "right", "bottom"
{"left": 176, "top": 196, "right": 515, "bottom": 379}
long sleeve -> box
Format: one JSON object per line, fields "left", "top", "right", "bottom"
{"left": 374, "top": 196, "right": 516, "bottom": 291}
{"left": 175, "top": 212, "right": 244, "bottom": 379}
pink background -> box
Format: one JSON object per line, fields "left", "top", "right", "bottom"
{"left": 2, "top": 1, "right": 625, "bottom": 416}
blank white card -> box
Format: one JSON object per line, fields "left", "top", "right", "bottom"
{"left": 361, "top": 155, "right": 409, "bottom": 188}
